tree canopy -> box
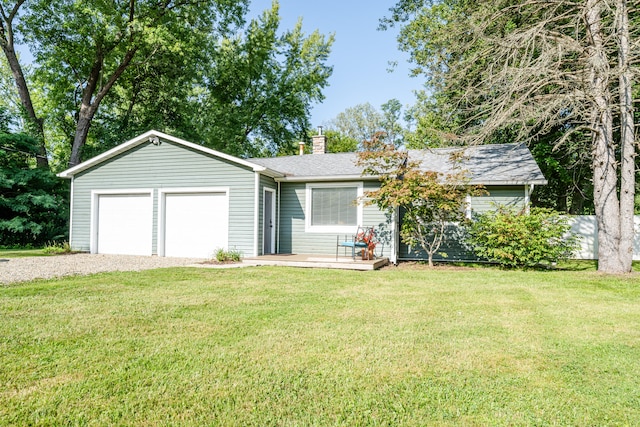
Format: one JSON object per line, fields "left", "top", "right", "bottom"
{"left": 0, "top": 0, "right": 334, "bottom": 167}
{"left": 0, "top": 128, "right": 67, "bottom": 246}
{"left": 325, "top": 99, "right": 407, "bottom": 150}
{"left": 385, "top": 0, "right": 639, "bottom": 273}
{"left": 194, "top": 4, "right": 333, "bottom": 157}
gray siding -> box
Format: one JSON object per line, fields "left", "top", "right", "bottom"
{"left": 70, "top": 140, "right": 256, "bottom": 256}
{"left": 470, "top": 186, "right": 526, "bottom": 213}
{"left": 400, "top": 185, "right": 527, "bottom": 261}
{"left": 278, "top": 180, "right": 392, "bottom": 256}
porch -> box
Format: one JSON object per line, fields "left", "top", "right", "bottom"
{"left": 242, "top": 254, "right": 389, "bottom": 271}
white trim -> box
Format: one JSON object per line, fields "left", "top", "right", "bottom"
{"left": 390, "top": 207, "right": 399, "bottom": 265}
{"left": 253, "top": 173, "right": 260, "bottom": 257}
{"left": 157, "top": 186, "right": 229, "bottom": 257}
{"left": 68, "top": 178, "right": 74, "bottom": 247}
{"left": 277, "top": 181, "right": 281, "bottom": 254}
{"left": 90, "top": 189, "right": 154, "bottom": 254}
{"left": 524, "top": 184, "right": 531, "bottom": 214}
{"left": 304, "top": 182, "right": 363, "bottom": 233}
{"left": 57, "top": 130, "right": 283, "bottom": 178}
{"left": 263, "top": 187, "right": 276, "bottom": 254}
{"left": 465, "top": 194, "right": 472, "bottom": 219}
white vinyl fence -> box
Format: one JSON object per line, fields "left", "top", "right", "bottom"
{"left": 568, "top": 215, "right": 640, "bottom": 260}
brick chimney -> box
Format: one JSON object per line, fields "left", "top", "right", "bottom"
{"left": 312, "top": 126, "right": 327, "bottom": 154}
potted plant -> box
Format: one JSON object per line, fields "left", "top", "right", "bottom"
{"left": 357, "top": 229, "right": 376, "bottom": 260}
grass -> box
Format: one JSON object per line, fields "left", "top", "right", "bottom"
{"left": 1, "top": 266, "right": 639, "bottom": 425}
{"left": 0, "top": 248, "right": 53, "bottom": 258}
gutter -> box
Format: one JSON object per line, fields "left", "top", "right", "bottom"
{"left": 275, "top": 175, "right": 380, "bottom": 183}
{"left": 275, "top": 176, "right": 547, "bottom": 186}
{"left": 468, "top": 179, "right": 548, "bottom": 186}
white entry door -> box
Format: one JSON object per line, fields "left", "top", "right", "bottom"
{"left": 163, "top": 191, "right": 228, "bottom": 258}
{"left": 96, "top": 193, "right": 152, "bottom": 255}
{"left": 263, "top": 189, "right": 275, "bottom": 254}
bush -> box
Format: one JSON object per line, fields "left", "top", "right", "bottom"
{"left": 214, "top": 248, "right": 242, "bottom": 263}
{"left": 0, "top": 132, "right": 69, "bottom": 247}
{"left": 466, "top": 207, "right": 580, "bottom": 268}
{"left": 42, "top": 241, "right": 72, "bottom": 255}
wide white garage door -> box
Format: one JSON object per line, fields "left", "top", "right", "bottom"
{"left": 163, "top": 192, "right": 228, "bottom": 258}
{"left": 97, "top": 193, "right": 152, "bottom": 255}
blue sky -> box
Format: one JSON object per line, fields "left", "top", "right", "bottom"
{"left": 249, "top": 0, "right": 421, "bottom": 126}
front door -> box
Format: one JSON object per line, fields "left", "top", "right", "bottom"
{"left": 263, "top": 189, "right": 275, "bottom": 254}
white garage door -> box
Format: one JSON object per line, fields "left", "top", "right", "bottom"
{"left": 163, "top": 192, "right": 228, "bottom": 258}
{"left": 97, "top": 193, "right": 152, "bottom": 255}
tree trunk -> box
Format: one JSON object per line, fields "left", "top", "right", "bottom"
{"left": 0, "top": 5, "right": 49, "bottom": 169}
{"left": 69, "top": 110, "right": 93, "bottom": 167}
{"left": 616, "top": 0, "right": 635, "bottom": 273}
{"left": 67, "top": 47, "right": 138, "bottom": 167}
{"left": 586, "top": 0, "right": 625, "bottom": 273}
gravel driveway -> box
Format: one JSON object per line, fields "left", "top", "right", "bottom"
{"left": 0, "top": 254, "right": 206, "bottom": 285}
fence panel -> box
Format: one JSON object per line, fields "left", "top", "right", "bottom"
{"left": 568, "top": 215, "right": 640, "bottom": 260}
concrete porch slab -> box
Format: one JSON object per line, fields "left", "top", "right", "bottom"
{"left": 242, "top": 254, "right": 389, "bottom": 271}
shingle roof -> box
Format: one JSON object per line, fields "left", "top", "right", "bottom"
{"left": 250, "top": 143, "right": 547, "bottom": 185}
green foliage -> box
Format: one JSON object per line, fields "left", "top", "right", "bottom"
{"left": 323, "top": 129, "right": 358, "bottom": 153}
{"left": 529, "top": 131, "right": 593, "bottom": 214}
{"left": 194, "top": 3, "right": 334, "bottom": 157}
{"left": 18, "top": 0, "right": 248, "bottom": 165}
{"left": 466, "top": 207, "right": 580, "bottom": 268}
{"left": 214, "top": 247, "right": 242, "bottom": 262}
{"left": 326, "top": 100, "right": 407, "bottom": 149}
{"left": 42, "top": 240, "right": 72, "bottom": 255}
{"left": 89, "top": 2, "right": 334, "bottom": 159}
{"left": 328, "top": 102, "right": 382, "bottom": 145}
{"left": 0, "top": 132, "right": 68, "bottom": 246}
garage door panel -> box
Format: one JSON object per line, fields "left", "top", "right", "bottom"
{"left": 164, "top": 192, "right": 228, "bottom": 258}
{"left": 97, "top": 194, "right": 152, "bottom": 255}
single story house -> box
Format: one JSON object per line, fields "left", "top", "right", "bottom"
{"left": 57, "top": 130, "right": 547, "bottom": 263}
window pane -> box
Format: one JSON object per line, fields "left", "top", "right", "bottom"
{"left": 311, "top": 187, "right": 357, "bottom": 226}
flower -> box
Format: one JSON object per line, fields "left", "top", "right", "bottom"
{"left": 356, "top": 229, "right": 376, "bottom": 251}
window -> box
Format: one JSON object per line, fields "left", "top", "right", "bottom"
{"left": 306, "top": 183, "right": 363, "bottom": 232}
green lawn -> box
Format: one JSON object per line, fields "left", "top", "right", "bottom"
{"left": 0, "top": 248, "right": 52, "bottom": 258}
{"left": 1, "top": 266, "right": 639, "bottom": 425}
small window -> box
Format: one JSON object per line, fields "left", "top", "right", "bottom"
{"left": 306, "top": 183, "right": 363, "bottom": 232}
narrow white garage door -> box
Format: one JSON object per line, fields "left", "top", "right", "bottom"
{"left": 97, "top": 194, "right": 152, "bottom": 255}
{"left": 163, "top": 192, "right": 228, "bottom": 258}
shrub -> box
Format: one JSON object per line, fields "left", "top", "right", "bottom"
{"left": 214, "top": 248, "right": 242, "bottom": 263}
{"left": 466, "top": 207, "right": 580, "bottom": 268}
{"left": 42, "top": 241, "right": 72, "bottom": 255}
{"left": 0, "top": 132, "right": 69, "bottom": 247}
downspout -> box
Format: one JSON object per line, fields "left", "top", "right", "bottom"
{"left": 254, "top": 172, "right": 260, "bottom": 257}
